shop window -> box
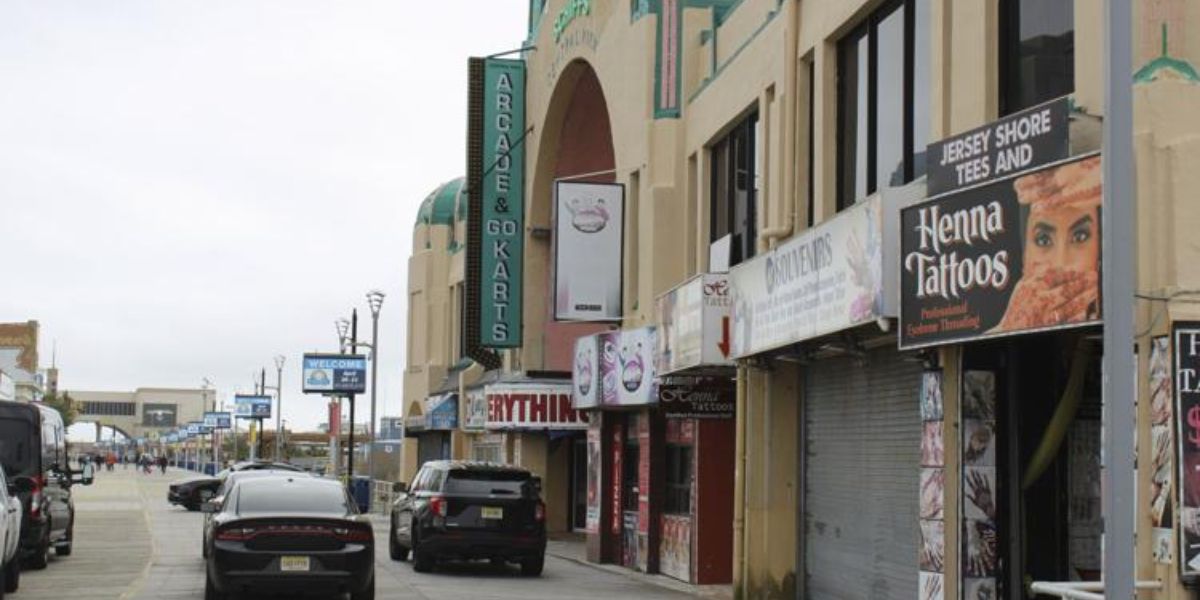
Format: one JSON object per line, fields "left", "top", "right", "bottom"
{"left": 622, "top": 416, "right": 641, "bottom": 512}
{"left": 473, "top": 444, "right": 502, "bottom": 464}
{"left": 664, "top": 444, "right": 693, "bottom": 515}
{"left": 1000, "top": 0, "right": 1073, "bottom": 115}
{"left": 837, "top": 0, "right": 930, "bottom": 210}
{"left": 709, "top": 112, "right": 759, "bottom": 267}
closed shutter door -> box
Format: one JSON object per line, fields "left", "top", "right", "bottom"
{"left": 804, "top": 347, "right": 922, "bottom": 599}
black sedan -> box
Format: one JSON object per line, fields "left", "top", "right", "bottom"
{"left": 204, "top": 476, "right": 374, "bottom": 600}
{"left": 169, "top": 462, "right": 302, "bottom": 511}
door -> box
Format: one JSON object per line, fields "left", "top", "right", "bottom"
{"left": 804, "top": 347, "right": 922, "bottom": 599}
{"left": 621, "top": 414, "right": 640, "bottom": 568}
{"left": 571, "top": 436, "right": 588, "bottom": 531}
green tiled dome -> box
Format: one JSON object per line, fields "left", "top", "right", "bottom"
{"left": 415, "top": 177, "right": 465, "bottom": 228}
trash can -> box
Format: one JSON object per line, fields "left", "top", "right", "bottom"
{"left": 351, "top": 476, "right": 371, "bottom": 513}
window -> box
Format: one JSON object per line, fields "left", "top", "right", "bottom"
{"left": 473, "top": 444, "right": 502, "bottom": 463}
{"left": 838, "top": 0, "right": 930, "bottom": 210}
{"left": 1000, "top": 0, "right": 1073, "bottom": 115}
{"left": 445, "top": 470, "right": 532, "bottom": 496}
{"left": 664, "top": 444, "right": 693, "bottom": 515}
{"left": 710, "top": 112, "right": 759, "bottom": 267}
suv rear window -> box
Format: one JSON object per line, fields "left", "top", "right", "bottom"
{"left": 444, "top": 470, "right": 532, "bottom": 496}
{"left": 0, "top": 418, "right": 36, "bottom": 478}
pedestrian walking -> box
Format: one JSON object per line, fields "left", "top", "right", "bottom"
{"left": 106, "top": 452, "right": 116, "bottom": 472}
{"left": 158, "top": 455, "right": 167, "bottom": 475}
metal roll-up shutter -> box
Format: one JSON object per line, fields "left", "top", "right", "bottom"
{"left": 804, "top": 346, "right": 922, "bottom": 599}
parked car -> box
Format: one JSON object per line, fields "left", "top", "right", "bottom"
{"left": 389, "top": 461, "right": 546, "bottom": 576}
{"left": 200, "top": 469, "right": 315, "bottom": 558}
{"left": 169, "top": 461, "right": 302, "bottom": 511}
{"left": 0, "top": 401, "right": 93, "bottom": 570}
{"left": 203, "top": 476, "right": 374, "bottom": 600}
{"left": 0, "top": 465, "right": 28, "bottom": 598}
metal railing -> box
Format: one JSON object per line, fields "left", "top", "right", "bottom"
{"left": 1029, "top": 580, "right": 1162, "bottom": 599}
{"left": 371, "top": 479, "right": 395, "bottom": 516}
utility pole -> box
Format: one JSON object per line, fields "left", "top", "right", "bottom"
{"left": 259, "top": 368, "right": 267, "bottom": 460}
{"left": 274, "top": 355, "right": 285, "bottom": 461}
{"left": 366, "top": 290, "right": 385, "bottom": 482}
{"left": 348, "top": 309, "right": 358, "bottom": 483}
{"left": 1101, "top": 0, "right": 1134, "bottom": 597}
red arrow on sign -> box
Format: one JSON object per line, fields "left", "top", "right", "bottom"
{"left": 717, "top": 316, "right": 731, "bottom": 357}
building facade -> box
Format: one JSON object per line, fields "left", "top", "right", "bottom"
{"left": 70, "top": 387, "right": 213, "bottom": 441}
{"left": 399, "top": 0, "right": 1200, "bottom": 596}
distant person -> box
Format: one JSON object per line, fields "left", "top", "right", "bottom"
{"left": 158, "top": 455, "right": 167, "bottom": 475}
{"left": 105, "top": 453, "right": 116, "bottom": 472}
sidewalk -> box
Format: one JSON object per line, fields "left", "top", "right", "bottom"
{"left": 546, "top": 533, "right": 733, "bottom": 600}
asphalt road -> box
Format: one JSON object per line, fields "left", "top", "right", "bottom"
{"left": 12, "top": 467, "right": 698, "bottom": 600}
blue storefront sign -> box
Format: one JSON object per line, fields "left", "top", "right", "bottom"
{"left": 302, "top": 353, "right": 367, "bottom": 395}
{"left": 424, "top": 394, "right": 458, "bottom": 431}
{"left": 234, "top": 395, "right": 272, "bottom": 419}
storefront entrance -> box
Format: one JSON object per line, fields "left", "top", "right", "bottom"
{"left": 416, "top": 431, "right": 450, "bottom": 469}
{"left": 962, "top": 332, "right": 1101, "bottom": 596}
{"left": 621, "top": 413, "right": 641, "bottom": 569}
{"left": 571, "top": 436, "right": 588, "bottom": 531}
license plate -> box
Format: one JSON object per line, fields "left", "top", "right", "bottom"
{"left": 481, "top": 506, "right": 503, "bottom": 520}
{"left": 280, "top": 556, "right": 310, "bottom": 572}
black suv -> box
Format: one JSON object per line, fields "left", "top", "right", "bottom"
{"left": 388, "top": 461, "right": 545, "bottom": 576}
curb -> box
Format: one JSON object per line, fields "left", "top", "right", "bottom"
{"left": 545, "top": 546, "right": 731, "bottom": 599}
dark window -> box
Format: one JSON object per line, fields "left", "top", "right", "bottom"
{"left": 0, "top": 418, "right": 35, "bottom": 478}
{"left": 806, "top": 61, "right": 816, "bottom": 227}
{"left": 622, "top": 416, "right": 640, "bottom": 512}
{"left": 80, "top": 401, "right": 136, "bottom": 416}
{"left": 838, "top": 0, "right": 930, "bottom": 210}
{"left": 236, "top": 481, "right": 350, "bottom": 514}
{"left": 444, "top": 470, "right": 533, "bottom": 496}
{"left": 664, "top": 444, "right": 693, "bottom": 515}
{"left": 710, "top": 112, "right": 758, "bottom": 266}
{"left": 1000, "top": 0, "right": 1074, "bottom": 115}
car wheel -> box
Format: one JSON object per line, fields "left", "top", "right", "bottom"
{"left": 388, "top": 531, "right": 409, "bottom": 562}
{"left": 204, "top": 572, "right": 224, "bottom": 600}
{"left": 350, "top": 574, "right": 375, "bottom": 600}
{"left": 4, "top": 555, "right": 20, "bottom": 593}
{"left": 520, "top": 554, "right": 544, "bottom": 577}
{"left": 411, "top": 529, "right": 434, "bottom": 573}
{"left": 25, "top": 528, "right": 50, "bottom": 570}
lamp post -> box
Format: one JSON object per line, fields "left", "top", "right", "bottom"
{"left": 272, "top": 355, "right": 286, "bottom": 461}
{"left": 366, "top": 290, "right": 385, "bottom": 482}
{"left": 335, "top": 318, "right": 351, "bottom": 479}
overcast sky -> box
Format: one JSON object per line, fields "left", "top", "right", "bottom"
{"left": 0, "top": 1, "right": 526, "bottom": 434}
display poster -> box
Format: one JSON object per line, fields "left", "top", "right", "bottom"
{"left": 658, "top": 377, "right": 735, "bottom": 419}
{"left": 900, "top": 154, "right": 1102, "bottom": 349}
{"left": 234, "top": 395, "right": 271, "bottom": 419}
{"left": 463, "top": 389, "right": 488, "bottom": 431}
{"left": 1149, "top": 336, "right": 1174, "bottom": 564}
{"left": 729, "top": 195, "right": 884, "bottom": 359}
{"left": 142, "top": 403, "right": 178, "bottom": 427}
{"left": 926, "top": 96, "right": 1069, "bottom": 196}
{"left": 554, "top": 181, "right": 624, "bottom": 322}
{"left": 203, "top": 411, "right": 232, "bottom": 430}
{"left": 1175, "top": 322, "right": 1200, "bottom": 576}
{"left": 918, "top": 371, "right": 945, "bottom": 598}
{"left": 484, "top": 384, "right": 588, "bottom": 430}
{"left": 302, "top": 353, "right": 367, "bottom": 394}
{"left": 616, "top": 327, "right": 657, "bottom": 407}
{"left": 656, "top": 273, "right": 734, "bottom": 375}
{"left": 477, "top": 58, "right": 526, "bottom": 347}
{"left": 424, "top": 393, "right": 459, "bottom": 431}
{"left": 586, "top": 424, "right": 601, "bottom": 533}
{"left": 961, "top": 370, "right": 998, "bottom": 595}
{"left": 659, "top": 515, "right": 692, "bottom": 582}
{"left": 573, "top": 335, "right": 600, "bottom": 410}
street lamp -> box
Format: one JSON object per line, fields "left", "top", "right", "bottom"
{"left": 336, "top": 319, "right": 351, "bottom": 353}
{"left": 365, "top": 290, "right": 385, "bottom": 482}
{"left": 273, "top": 355, "right": 285, "bottom": 461}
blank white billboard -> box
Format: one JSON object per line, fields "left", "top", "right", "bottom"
{"left": 554, "top": 181, "right": 624, "bottom": 321}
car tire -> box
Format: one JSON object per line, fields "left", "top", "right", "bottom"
{"left": 351, "top": 574, "right": 375, "bottom": 600}
{"left": 520, "top": 554, "right": 544, "bottom": 577}
{"left": 411, "top": 529, "right": 434, "bottom": 574}
{"left": 388, "top": 532, "right": 409, "bottom": 562}
{"left": 204, "top": 572, "right": 224, "bottom": 600}
{"left": 26, "top": 527, "right": 50, "bottom": 570}
{"left": 4, "top": 555, "right": 20, "bottom": 593}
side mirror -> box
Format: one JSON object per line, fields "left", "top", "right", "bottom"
{"left": 200, "top": 501, "right": 220, "bottom": 514}
{"left": 8, "top": 477, "right": 34, "bottom": 495}
{"left": 392, "top": 482, "right": 407, "bottom": 494}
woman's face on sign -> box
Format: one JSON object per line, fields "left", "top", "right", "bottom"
{"left": 1023, "top": 202, "right": 1100, "bottom": 274}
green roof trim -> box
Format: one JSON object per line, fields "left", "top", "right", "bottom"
{"left": 415, "top": 177, "right": 465, "bottom": 229}
{"left": 1135, "top": 23, "right": 1199, "bottom": 84}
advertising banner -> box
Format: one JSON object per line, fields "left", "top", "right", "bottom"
{"left": 463, "top": 389, "right": 488, "bottom": 431}
{"left": 424, "top": 393, "right": 458, "bottom": 431}
{"left": 926, "top": 96, "right": 1068, "bottom": 197}
{"left": 615, "top": 327, "right": 657, "bottom": 407}
{"left": 900, "top": 154, "right": 1102, "bottom": 349}
{"left": 477, "top": 57, "right": 525, "bottom": 348}
{"left": 554, "top": 181, "right": 624, "bottom": 321}
{"left": 142, "top": 403, "right": 178, "bottom": 427}
{"left": 203, "top": 412, "right": 232, "bottom": 430}
{"left": 658, "top": 377, "right": 735, "bottom": 419}
{"left": 586, "top": 424, "right": 601, "bottom": 533}
{"left": 572, "top": 335, "right": 601, "bottom": 410}
{"left": 729, "top": 195, "right": 884, "bottom": 359}
{"left": 1176, "top": 322, "right": 1200, "bottom": 576}
{"left": 656, "top": 273, "right": 734, "bottom": 375}
{"left": 302, "top": 353, "right": 367, "bottom": 394}
{"left": 185, "top": 422, "right": 202, "bottom": 437}
{"left": 234, "top": 395, "right": 272, "bottom": 419}
{"left": 484, "top": 384, "right": 588, "bottom": 430}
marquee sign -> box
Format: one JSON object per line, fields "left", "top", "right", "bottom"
{"left": 485, "top": 383, "right": 588, "bottom": 430}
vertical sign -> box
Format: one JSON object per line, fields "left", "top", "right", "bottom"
{"left": 1175, "top": 322, "right": 1200, "bottom": 577}
{"left": 1149, "top": 336, "right": 1174, "bottom": 564}
{"left": 479, "top": 58, "right": 525, "bottom": 347}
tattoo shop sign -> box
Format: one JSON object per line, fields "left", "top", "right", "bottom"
{"left": 1177, "top": 322, "right": 1200, "bottom": 577}
{"left": 900, "top": 154, "right": 1102, "bottom": 349}
{"left": 926, "top": 96, "right": 1068, "bottom": 196}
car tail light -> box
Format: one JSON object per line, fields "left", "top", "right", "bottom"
{"left": 429, "top": 495, "right": 447, "bottom": 518}
{"left": 333, "top": 526, "right": 372, "bottom": 543}
{"left": 215, "top": 526, "right": 256, "bottom": 542}
{"left": 28, "top": 476, "right": 44, "bottom": 518}
{"left": 535, "top": 501, "right": 545, "bottom": 522}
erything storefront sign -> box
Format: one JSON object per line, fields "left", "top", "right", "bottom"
{"left": 926, "top": 96, "right": 1069, "bottom": 196}
{"left": 478, "top": 58, "right": 526, "bottom": 348}
{"left": 728, "top": 196, "right": 886, "bottom": 358}
{"left": 484, "top": 384, "right": 588, "bottom": 430}
{"left": 656, "top": 273, "right": 733, "bottom": 375}
{"left": 900, "top": 154, "right": 1102, "bottom": 348}
{"left": 302, "top": 353, "right": 367, "bottom": 395}
{"left": 572, "top": 327, "right": 658, "bottom": 409}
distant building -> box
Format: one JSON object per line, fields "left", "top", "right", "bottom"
{"left": 69, "top": 387, "right": 213, "bottom": 441}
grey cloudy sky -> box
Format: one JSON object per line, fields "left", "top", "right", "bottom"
{"left": 0, "top": 1, "right": 526, "bottom": 433}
